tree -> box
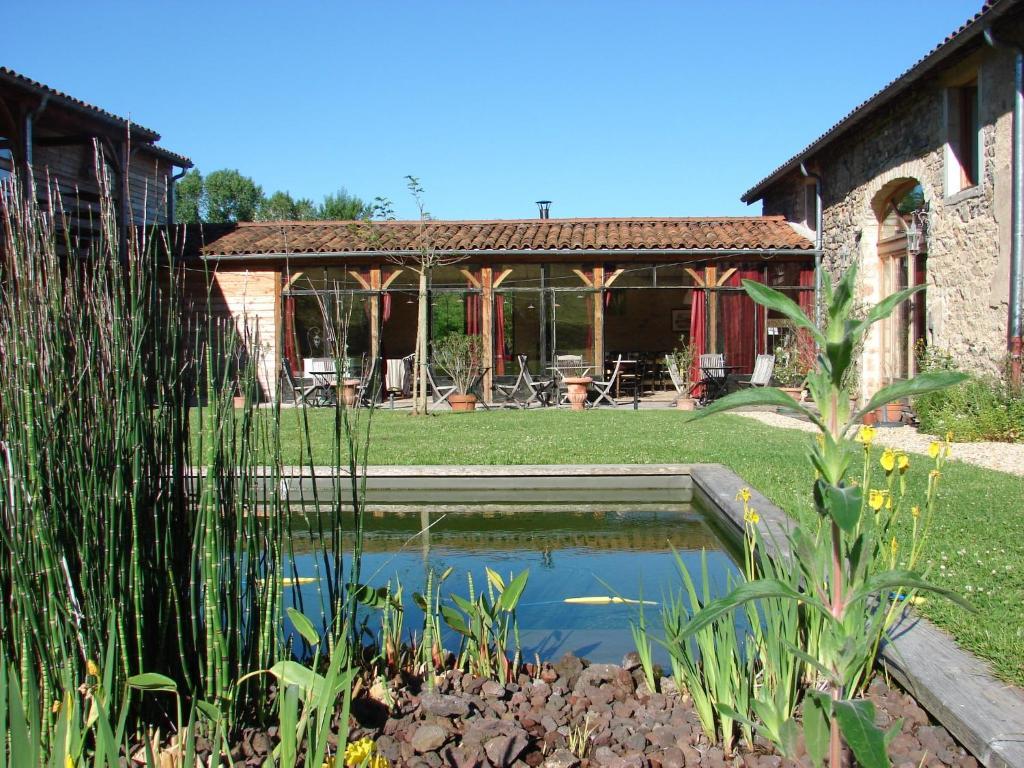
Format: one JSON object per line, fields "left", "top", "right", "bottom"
{"left": 257, "top": 190, "right": 300, "bottom": 221}
{"left": 174, "top": 169, "right": 204, "bottom": 224}
{"left": 320, "top": 188, "right": 371, "bottom": 220}
{"left": 204, "top": 169, "right": 264, "bottom": 223}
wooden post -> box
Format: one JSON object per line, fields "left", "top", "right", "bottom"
{"left": 592, "top": 265, "right": 605, "bottom": 371}
{"left": 369, "top": 267, "right": 382, "bottom": 360}
{"left": 706, "top": 265, "right": 718, "bottom": 354}
{"left": 481, "top": 266, "right": 494, "bottom": 403}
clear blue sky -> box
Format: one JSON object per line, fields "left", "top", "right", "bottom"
{"left": 7, "top": 1, "right": 982, "bottom": 220}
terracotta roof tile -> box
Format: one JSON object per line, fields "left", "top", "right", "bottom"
{"left": 190, "top": 216, "right": 812, "bottom": 257}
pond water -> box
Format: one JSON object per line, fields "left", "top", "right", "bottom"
{"left": 286, "top": 502, "right": 740, "bottom": 665}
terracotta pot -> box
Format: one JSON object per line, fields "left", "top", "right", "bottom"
{"left": 862, "top": 408, "right": 878, "bottom": 426}
{"left": 563, "top": 376, "right": 592, "bottom": 411}
{"left": 233, "top": 395, "right": 246, "bottom": 409}
{"left": 676, "top": 397, "right": 697, "bottom": 411}
{"left": 449, "top": 394, "right": 477, "bottom": 412}
{"left": 341, "top": 378, "right": 360, "bottom": 408}
{"left": 778, "top": 386, "right": 804, "bottom": 402}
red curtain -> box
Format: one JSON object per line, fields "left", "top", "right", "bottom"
{"left": 283, "top": 295, "right": 299, "bottom": 371}
{"left": 465, "top": 293, "right": 482, "bottom": 336}
{"left": 721, "top": 269, "right": 764, "bottom": 375}
{"left": 689, "top": 288, "right": 706, "bottom": 392}
{"left": 494, "top": 295, "right": 506, "bottom": 375}
{"left": 797, "top": 266, "right": 816, "bottom": 368}
{"left": 382, "top": 292, "right": 392, "bottom": 323}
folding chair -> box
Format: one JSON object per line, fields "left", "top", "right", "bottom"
{"left": 281, "top": 357, "right": 318, "bottom": 406}
{"left": 738, "top": 354, "right": 775, "bottom": 388}
{"left": 492, "top": 355, "right": 529, "bottom": 408}
{"left": 520, "top": 356, "right": 555, "bottom": 407}
{"left": 590, "top": 355, "right": 626, "bottom": 407}
{"left": 691, "top": 353, "right": 727, "bottom": 405}
{"left": 426, "top": 365, "right": 457, "bottom": 410}
{"left": 356, "top": 357, "right": 379, "bottom": 407}
{"left": 664, "top": 354, "right": 689, "bottom": 405}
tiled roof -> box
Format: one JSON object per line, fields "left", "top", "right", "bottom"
{"left": 192, "top": 216, "right": 813, "bottom": 257}
{"left": 740, "top": 0, "right": 1018, "bottom": 204}
{"left": 0, "top": 67, "right": 192, "bottom": 168}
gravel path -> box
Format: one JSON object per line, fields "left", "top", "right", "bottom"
{"left": 736, "top": 409, "right": 1024, "bottom": 477}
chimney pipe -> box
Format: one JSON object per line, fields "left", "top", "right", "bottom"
{"left": 536, "top": 200, "right": 551, "bottom": 219}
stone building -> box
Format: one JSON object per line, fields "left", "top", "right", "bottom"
{"left": 741, "top": 0, "right": 1024, "bottom": 397}
{"left": 0, "top": 67, "right": 192, "bottom": 231}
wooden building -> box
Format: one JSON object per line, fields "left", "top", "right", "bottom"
{"left": 0, "top": 67, "right": 192, "bottom": 235}
{"left": 185, "top": 217, "right": 815, "bottom": 400}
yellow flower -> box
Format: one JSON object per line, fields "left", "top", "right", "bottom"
{"left": 929, "top": 469, "right": 942, "bottom": 481}
{"left": 86, "top": 660, "right": 99, "bottom": 678}
{"left": 368, "top": 756, "right": 390, "bottom": 768}
{"left": 928, "top": 441, "right": 940, "bottom": 459}
{"left": 880, "top": 448, "right": 896, "bottom": 473}
{"left": 911, "top": 505, "right": 920, "bottom": 519}
{"left": 321, "top": 757, "right": 336, "bottom": 768}
{"left": 744, "top": 508, "right": 760, "bottom": 525}
{"left": 897, "top": 453, "right": 909, "bottom": 473}
{"left": 736, "top": 488, "right": 752, "bottom": 504}
{"left": 946, "top": 431, "right": 954, "bottom": 443}
{"left": 345, "top": 738, "right": 375, "bottom": 768}
{"left": 890, "top": 537, "right": 899, "bottom": 558}
{"left": 868, "top": 489, "right": 887, "bottom": 511}
{"left": 65, "top": 756, "right": 74, "bottom": 768}
{"left": 856, "top": 425, "right": 877, "bottom": 446}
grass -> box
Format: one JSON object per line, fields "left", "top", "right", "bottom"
{"left": 242, "top": 407, "right": 1024, "bottom": 686}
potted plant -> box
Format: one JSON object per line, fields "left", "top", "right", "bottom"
{"left": 772, "top": 330, "right": 812, "bottom": 400}
{"left": 671, "top": 338, "right": 698, "bottom": 410}
{"left": 432, "top": 333, "right": 484, "bottom": 412}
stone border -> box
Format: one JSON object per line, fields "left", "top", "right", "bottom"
{"left": 244, "top": 463, "right": 1024, "bottom": 768}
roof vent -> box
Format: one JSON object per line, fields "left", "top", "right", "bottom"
{"left": 535, "top": 200, "right": 551, "bottom": 219}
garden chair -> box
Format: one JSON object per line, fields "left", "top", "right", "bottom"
{"left": 492, "top": 355, "right": 530, "bottom": 408}
{"left": 426, "top": 365, "right": 457, "bottom": 410}
{"left": 664, "top": 354, "right": 689, "bottom": 405}
{"left": 691, "top": 353, "right": 727, "bottom": 405}
{"left": 356, "top": 356, "right": 379, "bottom": 407}
{"left": 553, "top": 354, "right": 586, "bottom": 405}
{"left": 738, "top": 354, "right": 775, "bottom": 388}
{"left": 590, "top": 355, "right": 626, "bottom": 407}
{"left": 281, "top": 357, "right": 319, "bottom": 406}
{"left": 521, "top": 356, "right": 555, "bottom": 407}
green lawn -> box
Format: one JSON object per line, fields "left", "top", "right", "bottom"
{"left": 255, "top": 407, "right": 1024, "bottom": 685}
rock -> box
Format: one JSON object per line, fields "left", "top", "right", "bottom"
{"left": 420, "top": 692, "right": 471, "bottom": 718}
{"left": 482, "top": 680, "right": 508, "bottom": 699}
{"left": 543, "top": 749, "right": 581, "bottom": 768}
{"left": 659, "top": 746, "right": 686, "bottom": 768}
{"left": 411, "top": 724, "right": 448, "bottom": 753}
{"left": 573, "top": 664, "right": 620, "bottom": 694}
{"left": 484, "top": 729, "right": 530, "bottom": 767}
{"left": 621, "top": 652, "right": 642, "bottom": 671}
{"left": 554, "top": 653, "right": 585, "bottom": 689}
{"left": 541, "top": 666, "right": 560, "bottom": 684}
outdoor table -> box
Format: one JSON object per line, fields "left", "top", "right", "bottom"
{"left": 308, "top": 371, "right": 338, "bottom": 406}
{"left": 699, "top": 364, "right": 743, "bottom": 404}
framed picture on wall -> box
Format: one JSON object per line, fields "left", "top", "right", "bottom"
{"left": 671, "top": 309, "right": 688, "bottom": 332}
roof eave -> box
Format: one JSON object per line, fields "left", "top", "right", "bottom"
{"left": 740, "top": 0, "right": 1019, "bottom": 205}
{"left": 200, "top": 246, "right": 818, "bottom": 261}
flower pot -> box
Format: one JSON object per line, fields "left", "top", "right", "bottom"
{"left": 233, "top": 395, "right": 246, "bottom": 409}
{"left": 563, "top": 376, "right": 592, "bottom": 411}
{"left": 449, "top": 394, "right": 477, "bottom": 412}
{"left": 778, "top": 386, "right": 804, "bottom": 402}
{"left": 341, "top": 378, "right": 360, "bottom": 408}
{"left": 675, "top": 396, "right": 697, "bottom": 411}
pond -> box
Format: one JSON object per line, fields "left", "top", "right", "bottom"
{"left": 285, "top": 500, "right": 741, "bottom": 665}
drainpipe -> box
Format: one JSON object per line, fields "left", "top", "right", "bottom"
{"left": 800, "top": 162, "right": 824, "bottom": 331}
{"left": 22, "top": 94, "right": 49, "bottom": 197}
{"left": 168, "top": 165, "right": 188, "bottom": 226}
{"left": 985, "top": 27, "right": 1023, "bottom": 389}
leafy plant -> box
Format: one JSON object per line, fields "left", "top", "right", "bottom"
{"left": 684, "top": 263, "right": 969, "bottom": 768}
{"left": 771, "top": 328, "right": 814, "bottom": 387}
{"left": 431, "top": 333, "right": 484, "bottom": 395}
{"left": 441, "top": 568, "right": 528, "bottom": 682}
{"left": 670, "top": 338, "right": 698, "bottom": 385}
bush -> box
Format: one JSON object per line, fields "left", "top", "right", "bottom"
{"left": 913, "top": 346, "right": 1023, "bottom": 442}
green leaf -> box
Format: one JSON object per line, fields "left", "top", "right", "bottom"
{"left": 742, "top": 280, "right": 823, "bottom": 343}
{"left": 820, "top": 481, "right": 862, "bottom": 533}
{"left": 678, "top": 579, "right": 831, "bottom": 638}
{"left": 440, "top": 605, "right": 470, "bottom": 636}
{"left": 856, "top": 371, "right": 968, "bottom": 423}
{"left": 286, "top": 607, "right": 321, "bottom": 646}
{"left": 412, "top": 592, "right": 428, "bottom": 611}
{"left": 353, "top": 583, "right": 394, "bottom": 610}
{"left": 496, "top": 570, "right": 529, "bottom": 612}
{"left": 834, "top": 699, "right": 890, "bottom": 768}
{"left": 485, "top": 567, "right": 505, "bottom": 592}
{"left": 451, "top": 594, "right": 475, "bottom": 615}
{"left": 126, "top": 673, "right": 178, "bottom": 693}
{"left": 688, "top": 387, "right": 825, "bottom": 430}
{"left": 266, "top": 661, "right": 327, "bottom": 701}
{"left": 195, "top": 699, "right": 222, "bottom": 723}
{"left": 803, "top": 691, "right": 831, "bottom": 768}
{"left": 850, "top": 569, "right": 974, "bottom": 610}
{"left": 852, "top": 285, "right": 925, "bottom": 338}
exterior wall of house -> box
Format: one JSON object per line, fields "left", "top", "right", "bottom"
{"left": 760, "top": 46, "right": 1015, "bottom": 398}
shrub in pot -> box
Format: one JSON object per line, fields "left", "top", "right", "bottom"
{"left": 432, "top": 332, "right": 484, "bottom": 411}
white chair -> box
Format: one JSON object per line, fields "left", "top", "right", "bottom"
{"left": 426, "top": 365, "right": 457, "bottom": 410}
{"left": 739, "top": 354, "right": 775, "bottom": 388}
{"left": 665, "top": 355, "right": 690, "bottom": 405}
{"left": 591, "top": 355, "right": 626, "bottom": 407}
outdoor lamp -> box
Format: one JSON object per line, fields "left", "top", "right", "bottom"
{"left": 906, "top": 209, "right": 927, "bottom": 256}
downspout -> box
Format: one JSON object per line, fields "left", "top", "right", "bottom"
{"left": 800, "top": 162, "right": 824, "bottom": 331}
{"left": 168, "top": 165, "right": 188, "bottom": 226}
{"left": 22, "top": 94, "right": 49, "bottom": 197}
{"left": 985, "top": 27, "right": 1023, "bottom": 388}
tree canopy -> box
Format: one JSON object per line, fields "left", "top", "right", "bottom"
{"left": 174, "top": 170, "right": 371, "bottom": 224}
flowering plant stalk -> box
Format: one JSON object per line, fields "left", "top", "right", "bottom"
{"left": 685, "top": 264, "right": 969, "bottom": 768}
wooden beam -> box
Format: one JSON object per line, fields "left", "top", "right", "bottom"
{"left": 572, "top": 268, "right": 594, "bottom": 287}
{"left": 369, "top": 267, "right": 382, "bottom": 360}
{"left": 480, "top": 266, "right": 494, "bottom": 403}
{"left": 593, "top": 265, "right": 605, "bottom": 371}
{"left": 706, "top": 265, "right": 718, "bottom": 354}
{"left": 348, "top": 270, "right": 371, "bottom": 289}
{"left": 460, "top": 269, "right": 481, "bottom": 289}
{"left": 604, "top": 268, "right": 625, "bottom": 287}
{"left": 283, "top": 270, "right": 306, "bottom": 290}
{"left": 716, "top": 267, "right": 737, "bottom": 287}
{"left": 493, "top": 268, "right": 513, "bottom": 289}
{"left": 382, "top": 269, "right": 404, "bottom": 290}
{"left": 685, "top": 267, "right": 705, "bottom": 287}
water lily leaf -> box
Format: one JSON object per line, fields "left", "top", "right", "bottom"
{"left": 126, "top": 673, "right": 177, "bottom": 693}
{"left": 286, "top": 607, "right": 321, "bottom": 646}
{"left": 834, "top": 699, "right": 889, "bottom": 768}
{"left": 353, "top": 583, "right": 394, "bottom": 610}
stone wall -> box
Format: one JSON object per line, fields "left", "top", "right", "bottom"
{"left": 759, "top": 45, "right": 1015, "bottom": 397}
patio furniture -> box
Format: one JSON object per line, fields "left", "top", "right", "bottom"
{"left": 356, "top": 356, "right": 380, "bottom": 407}
{"left": 691, "top": 353, "right": 727, "bottom": 405}
{"left": 385, "top": 354, "right": 414, "bottom": 407}
{"left": 304, "top": 356, "right": 340, "bottom": 406}
{"left": 738, "top": 354, "right": 775, "bottom": 388}
{"left": 664, "top": 354, "right": 690, "bottom": 405}
{"left": 591, "top": 355, "right": 628, "bottom": 407}
{"left": 426, "top": 365, "right": 457, "bottom": 410}
{"left": 492, "top": 355, "right": 530, "bottom": 408}
{"left": 552, "top": 355, "right": 589, "bottom": 405}
{"left": 520, "top": 356, "right": 555, "bottom": 407}
{"left": 282, "top": 357, "right": 319, "bottom": 406}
